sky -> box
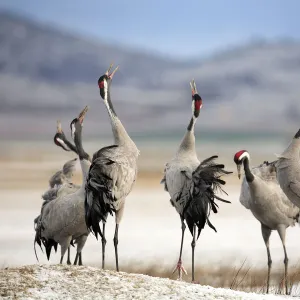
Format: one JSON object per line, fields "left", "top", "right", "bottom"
{"left": 0, "top": 0, "right": 300, "bottom": 58}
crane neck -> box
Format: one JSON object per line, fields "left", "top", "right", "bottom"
{"left": 177, "top": 116, "right": 197, "bottom": 157}
{"left": 104, "top": 89, "right": 139, "bottom": 157}
{"left": 74, "top": 126, "right": 90, "bottom": 183}
{"left": 64, "top": 139, "right": 78, "bottom": 155}
{"left": 242, "top": 157, "right": 254, "bottom": 182}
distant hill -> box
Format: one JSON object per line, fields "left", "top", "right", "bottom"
{"left": 1, "top": 11, "right": 300, "bottom": 139}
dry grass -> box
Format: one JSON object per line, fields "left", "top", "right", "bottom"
{"left": 98, "top": 260, "right": 300, "bottom": 296}
{"left": 1, "top": 262, "right": 300, "bottom": 297}
{"left": 0, "top": 266, "right": 42, "bottom": 299}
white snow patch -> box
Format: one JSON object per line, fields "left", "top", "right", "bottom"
{"left": 0, "top": 264, "right": 298, "bottom": 300}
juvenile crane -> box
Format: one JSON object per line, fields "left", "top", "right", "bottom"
{"left": 234, "top": 150, "right": 299, "bottom": 295}
{"left": 85, "top": 63, "right": 139, "bottom": 271}
{"left": 275, "top": 129, "right": 300, "bottom": 209}
{"left": 35, "top": 106, "right": 91, "bottom": 265}
{"left": 161, "top": 80, "right": 231, "bottom": 282}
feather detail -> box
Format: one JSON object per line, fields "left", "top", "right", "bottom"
{"left": 183, "top": 155, "right": 232, "bottom": 239}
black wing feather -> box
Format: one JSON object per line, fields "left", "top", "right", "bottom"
{"left": 183, "top": 155, "right": 232, "bottom": 239}
{"left": 85, "top": 153, "right": 118, "bottom": 239}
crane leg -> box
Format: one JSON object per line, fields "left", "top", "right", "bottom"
{"left": 261, "top": 223, "right": 272, "bottom": 294}
{"left": 113, "top": 223, "right": 119, "bottom": 272}
{"left": 60, "top": 236, "right": 72, "bottom": 264}
{"left": 102, "top": 222, "right": 107, "bottom": 269}
{"left": 74, "top": 234, "right": 87, "bottom": 266}
{"left": 191, "top": 224, "right": 197, "bottom": 282}
{"left": 277, "top": 225, "right": 289, "bottom": 295}
{"left": 172, "top": 217, "right": 187, "bottom": 280}
{"left": 74, "top": 253, "right": 83, "bottom": 265}
{"left": 74, "top": 253, "right": 79, "bottom": 265}
{"left": 67, "top": 247, "right": 71, "bottom": 265}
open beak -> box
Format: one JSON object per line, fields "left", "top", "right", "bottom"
{"left": 237, "top": 164, "right": 242, "bottom": 179}
{"left": 189, "top": 79, "right": 198, "bottom": 96}
{"left": 105, "top": 63, "right": 119, "bottom": 79}
{"left": 56, "top": 120, "right": 62, "bottom": 133}
{"left": 78, "top": 105, "right": 89, "bottom": 124}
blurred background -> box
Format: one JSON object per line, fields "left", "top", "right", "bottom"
{"left": 1, "top": 0, "right": 300, "bottom": 289}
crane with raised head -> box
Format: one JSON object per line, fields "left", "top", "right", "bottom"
{"left": 34, "top": 106, "right": 91, "bottom": 265}
{"left": 161, "top": 80, "right": 232, "bottom": 282}
{"left": 34, "top": 120, "right": 81, "bottom": 264}
{"left": 84, "top": 63, "right": 140, "bottom": 271}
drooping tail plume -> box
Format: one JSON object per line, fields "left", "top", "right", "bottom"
{"left": 184, "top": 155, "right": 232, "bottom": 238}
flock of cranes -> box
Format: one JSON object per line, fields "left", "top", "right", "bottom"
{"left": 33, "top": 63, "right": 300, "bottom": 295}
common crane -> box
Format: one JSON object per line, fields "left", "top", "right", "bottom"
{"left": 161, "top": 80, "right": 231, "bottom": 282}
{"left": 34, "top": 106, "right": 91, "bottom": 265}
{"left": 234, "top": 150, "right": 299, "bottom": 294}
{"left": 85, "top": 63, "right": 139, "bottom": 271}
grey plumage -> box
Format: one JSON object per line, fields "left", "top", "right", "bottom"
{"left": 34, "top": 183, "right": 79, "bottom": 235}
{"left": 275, "top": 129, "right": 300, "bottom": 209}
{"left": 37, "top": 118, "right": 90, "bottom": 263}
{"left": 34, "top": 106, "right": 90, "bottom": 265}
{"left": 34, "top": 142, "right": 80, "bottom": 262}
{"left": 34, "top": 178, "right": 80, "bottom": 234}
{"left": 48, "top": 158, "right": 78, "bottom": 188}
{"left": 85, "top": 64, "right": 139, "bottom": 271}
{"left": 161, "top": 80, "right": 231, "bottom": 282}
{"left": 234, "top": 150, "right": 299, "bottom": 295}
{"left": 42, "top": 185, "right": 61, "bottom": 201}
{"left": 36, "top": 156, "right": 79, "bottom": 228}
{"left": 42, "top": 183, "right": 80, "bottom": 207}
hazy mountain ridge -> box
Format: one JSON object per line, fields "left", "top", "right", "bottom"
{"left": 1, "top": 11, "right": 300, "bottom": 138}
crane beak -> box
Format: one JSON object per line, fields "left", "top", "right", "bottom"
{"left": 105, "top": 62, "right": 119, "bottom": 79}
{"left": 78, "top": 105, "right": 89, "bottom": 124}
{"left": 105, "top": 63, "right": 114, "bottom": 75}
{"left": 189, "top": 79, "right": 198, "bottom": 96}
{"left": 109, "top": 65, "right": 119, "bottom": 79}
{"left": 56, "top": 120, "right": 62, "bottom": 133}
{"left": 237, "top": 164, "right": 241, "bottom": 179}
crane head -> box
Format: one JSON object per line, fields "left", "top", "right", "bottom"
{"left": 54, "top": 121, "right": 71, "bottom": 152}
{"left": 233, "top": 150, "right": 250, "bottom": 179}
{"left": 70, "top": 105, "right": 89, "bottom": 140}
{"left": 190, "top": 79, "right": 202, "bottom": 118}
{"left": 98, "top": 63, "right": 119, "bottom": 100}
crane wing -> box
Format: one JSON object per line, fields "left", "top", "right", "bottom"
{"left": 62, "top": 158, "right": 77, "bottom": 178}
{"left": 186, "top": 155, "right": 231, "bottom": 237}
{"left": 240, "top": 162, "right": 277, "bottom": 210}
{"left": 160, "top": 163, "right": 170, "bottom": 192}
{"left": 266, "top": 180, "right": 300, "bottom": 219}
{"left": 165, "top": 155, "right": 231, "bottom": 239}
{"left": 85, "top": 145, "right": 137, "bottom": 238}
